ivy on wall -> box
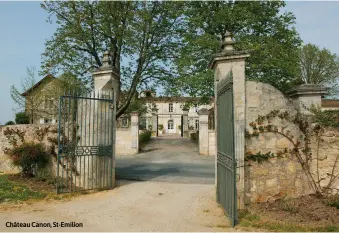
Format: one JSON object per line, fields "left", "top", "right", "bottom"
{"left": 245, "top": 109, "right": 339, "bottom": 196}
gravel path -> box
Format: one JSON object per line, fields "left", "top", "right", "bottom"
{"left": 0, "top": 136, "right": 234, "bottom": 232}
{"left": 116, "top": 136, "right": 215, "bottom": 184}
{"left": 0, "top": 181, "right": 233, "bottom": 232}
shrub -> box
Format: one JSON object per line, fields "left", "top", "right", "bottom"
{"left": 139, "top": 130, "right": 152, "bottom": 144}
{"left": 5, "top": 121, "right": 15, "bottom": 125}
{"left": 7, "top": 142, "right": 50, "bottom": 177}
{"left": 311, "top": 108, "right": 339, "bottom": 128}
{"left": 190, "top": 130, "right": 199, "bottom": 141}
{"left": 158, "top": 124, "right": 164, "bottom": 130}
{"left": 327, "top": 195, "right": 339, "bottom": 209}
{"left": 15, "top": 112, "right": 30, "bottom": 124}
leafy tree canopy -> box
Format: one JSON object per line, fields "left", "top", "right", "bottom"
{"left": 41, "top": 1, "right": 302, "bottom": 116}
{"left": 41, "top": 1, "right": 185, "bottom": 117}
{"left": 298, "top": 43, "right": 339, "bottom": 97}
{"left": 166, "top": 1, "right": 302, "bottom": 97}
{"left": 15, "top": 112, "right": 30, "bottom": 124}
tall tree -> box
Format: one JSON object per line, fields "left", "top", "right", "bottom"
{"left": 10, "top": 67, "right": 41, "bottom": 124}
{"left": 299, "top": 43, "right": 339, "bottom": 96}
{"left": 10, "top": 67, "right": 86, "bottom": 124}
{"left": 166, "top": 1, "right": 301, "bottom": 97}
{"left": 41, "top": 1, "right": 185, "bottom": 117}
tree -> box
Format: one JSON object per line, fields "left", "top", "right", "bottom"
{"left": 5, "top": 121, "right": 15, "bottom": 125}
{"left": 15, "top": 112, "right": 30, "bottom": 124}
{"left": 41, "top": 1, "right": 185, "bottom": 118}
{"left": 166, "top": 1, "right": 301, "bottom": 97}
{"left": 10, "top": 67, "right": 41, "bottom": 124}
{"left": 299, "top": 43, "right": 339, "bottom": 96}
{"left": 10, "top": 67, "right": 86, "bottom": 124}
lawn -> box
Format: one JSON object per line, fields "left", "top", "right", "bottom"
{"left": 237, "top": 195, "right": 339, "bottom": 232}
{"left": 0, "top": 174, "right": 46, "bottom": 203}
{"left": 0, "top": 173, "right": 85, "bottom": 205}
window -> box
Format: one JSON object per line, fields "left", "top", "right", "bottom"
{"left": 168, "top": 120, "right": 174, "bottom": 129}
{"left": 139, "top": 118, "right": 147, "bottom": 130}
{"left": 44, "top": 119, "right": 52, "bottom": 124}
{"left": 44, "top": 98, "right": 54, "bottom": 109}
{"left": 121, "top": 118, "right": 128, "bottom": 128}
{"left": 49, "top": 99, "right": 53, "bottom": 109}
{"left": 194, "top": 104, "right": 198, "bottom": 113}
{"left": 195, "top": 119, "right": 199, "bottom": 130}
{"left": 169, "top": 103, "right": 173, "bottom": 112}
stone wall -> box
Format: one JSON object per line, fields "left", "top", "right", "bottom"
{"left": 0, "top": 124, "right": 58, "bottom": 173}
{"left": 244, "top": 81, "right": 339, "bottom": 203}
{"left": 116, "top": 128, "right": 138, "bottom": 156}
{"left": 0, "top": 123, "right": 139, "bottom": 174}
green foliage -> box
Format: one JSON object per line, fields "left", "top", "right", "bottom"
{"left": 5, "top": 121, "right": 15, "bottom": 125}
{"left": 158, "top": 124, "right": 164, "bottom": 130}
{"left": 168, "top": 1, "right": 301, "bottom": 97}
{"left": 311, "top": 107, "right": 339, "bottom": 128}
{"left": 190, "top": 131, "right": 199, "bottom": 141}
{"left": 280, "top": 198, "right": 299, "bottom": 213}
{"left": 15, "top": 112, "right": 30, "bottom": 124}
{"left": 299, "top": 44, "right": 339, "bottom": 96}
{"left": 125, "top": 99, "right": 148, "bottom": 115}
{"left": 327, "top": 195, "right": 339, "bottom": 209}
{"left": 139, "top": 130, "right": 152, "bottom": 145}
{"left": 0, "top": 174, "right": 45, "bottom": 202}
{"left": 10, "top": 67, "right": 37, "bottom": 124}
{"left": 41, "top": 1, "right": 185, "bottom": 118}
{"left": 245, "top": 151, "right": 277, "bottom": 163}
{"left": 7, "top": 142, "right": 50, "bottom": 177}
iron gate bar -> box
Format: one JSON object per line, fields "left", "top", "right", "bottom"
{"left": 216, "top": 71, "right": 237, "bottom": 227}
{"left": 57, "top": 90, "right": 115, "bottom": 194}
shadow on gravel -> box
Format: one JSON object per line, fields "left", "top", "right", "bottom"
{"left": 138, "top": 148, "right": 161, "bottom": 153}
{"left": 116, "top": 163, "right": 214, "bottom": 184}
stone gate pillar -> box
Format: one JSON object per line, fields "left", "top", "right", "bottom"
{"left": 182, "top": 108, "right": 189, "bottom": 137}
{"left": 198, "top": 108, "right": 209, "bottom": 155}
{"left": 131, "top": 112, "right": 139, "bottom": 154}
{"left": 151, "top": 107, "right": 158, "bottom": 137}
{"left": 209, "top": 31, "right": 250, "bottom": 209}
{"left": 75, "top": 51, "right": 119, "bottom": 189}
{"left": 288, "top": 84, "right": 328, "bottom": 115}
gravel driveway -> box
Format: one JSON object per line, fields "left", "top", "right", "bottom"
{"left": 0, "top": 136, "right": 233, "bottom": 232}
{"left": 116, "top": 136, "right": 215, "bottom": 184}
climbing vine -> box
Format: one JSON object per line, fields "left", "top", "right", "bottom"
{"left": 246, "top": 109, "right": 339, "bottom": 196}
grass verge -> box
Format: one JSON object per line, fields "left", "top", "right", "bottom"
{"left": 238, "top": 209, "right": 339, "bottom": 232}
{"left": 0, "top": 174, "right": 45, "bottom": 202}
{"left": 0, "top": 174, "right": 90, "bottom": 206}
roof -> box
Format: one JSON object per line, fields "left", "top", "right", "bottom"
{"left": 322, "top": 99, "right": 339, "bottom": 108}
{"left": 21, "top": 74, "right": 56, "bottom": 97}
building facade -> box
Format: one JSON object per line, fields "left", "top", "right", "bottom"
{"left": 138, "top": 91, "right": 214, "bottom": 134}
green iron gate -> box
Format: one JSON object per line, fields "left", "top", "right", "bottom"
{"left": 216, "top": 71, "right": 237, "bottom": 226}
{"left": 57, "top": 90, "right": 116, "bottom": 193}
{"left": 181, "top": 115, "right": 183, "bottom": 137}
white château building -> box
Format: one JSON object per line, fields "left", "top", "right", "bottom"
{"left": 138, "top": 90, "right": 214, "bottom": 135}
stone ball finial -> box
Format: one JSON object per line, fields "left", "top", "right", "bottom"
{"left": 222, "top": 30, "right": 234, "bottom": 52}
{"left": 102, "top": 51, "right": 111, "bottom": 68}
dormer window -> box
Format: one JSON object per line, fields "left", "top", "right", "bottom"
{"left": 169, "top": 103, "right": 173, "bottom": 112}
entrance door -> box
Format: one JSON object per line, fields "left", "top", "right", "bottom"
{"left": 216, "top": 71, "right": 237, "bottom": 226}
{"left": 167, "top": 119, "right": 175, "bottom": 133}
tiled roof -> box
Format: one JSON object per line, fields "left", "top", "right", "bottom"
{"left": 21, "top": 74, "right": 55, "bottom": 96}
{"left": 322, "top": 99, "right": 339, "bottom": 108}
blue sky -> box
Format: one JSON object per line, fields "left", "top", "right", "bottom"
{"left": 0, "top": 1, "right": 338, "bottom": 124}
